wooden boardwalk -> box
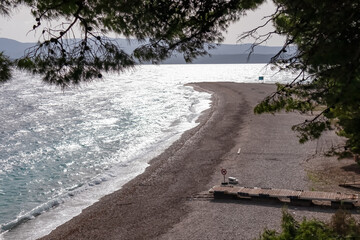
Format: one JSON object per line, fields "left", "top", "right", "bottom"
{"left": 210, "top": 185, "right": 360, "bottom": 208}
{"left": 340, "top": 181, "right": 360, "bottom": 190}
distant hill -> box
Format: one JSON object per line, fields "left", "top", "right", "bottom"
{"left": 207, "top": 43, "right": 282, "bottom": 55}
{"left": 161, "top": 54, "right": 275, "bottom": 64}
{"left": 0, "top": 37, "right": 284, "bottom": 64}
{"left": 0, "top": 38, "right": 37, "bottom": 59}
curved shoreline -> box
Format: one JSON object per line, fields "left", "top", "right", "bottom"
{"left": 40, "top": 82, "right": 350, "bottom": 239}
{"left": 40, "top": 82, "right": 262, "bottom": 239}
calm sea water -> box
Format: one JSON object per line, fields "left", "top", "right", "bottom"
{"left": 0, "top": 64, "right": 293, "bottom": 239}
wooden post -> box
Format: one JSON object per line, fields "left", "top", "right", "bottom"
{"left": 221, "top": 168, "right": 227, "bottom": 184}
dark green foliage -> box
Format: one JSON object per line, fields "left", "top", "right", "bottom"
{"left": 330, "top": 209, "right": 360, "bottom": 238}
{"left": 252, "top": 1, "right": 360, "bottom": 157}
{"left": 1, "top": 0, "right": 265, "bottom": 88}
{"left": 291, "top": 120, "right": 332, "bottom": 144}
{"left": 0, "top": 0, "right": 12, "bottom": 15}
{"left": 279, "top": 209, "right": 299, "bottom": 239}
{"left": 258, "top": 209, "right": 360, "bottom": 240}
{"left": 0, "top": 52, "right": 12, "bottom": 82}
{"left": 16, "top": 38, "right": 136, "bottom": 86}
{"left": 1, "top": 0, "right": 360, "bottom": 156}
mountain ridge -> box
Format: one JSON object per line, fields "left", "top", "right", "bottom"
{"left": 0, "top": 37, "right": 284, "bottom": 64}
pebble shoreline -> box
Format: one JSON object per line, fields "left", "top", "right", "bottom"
{"left": 42, "top": 82, "right": 352, "bottom": 240}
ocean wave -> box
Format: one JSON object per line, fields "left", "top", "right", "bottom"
{"left": 1, "top": 198, "right": 64, "bottom": 233}
{"left": 0, "top": 64, "right": 294, "bottom": 239}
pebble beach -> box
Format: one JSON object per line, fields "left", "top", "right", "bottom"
{"left": 41, "top": 82, "right": 356, "bottom": 240}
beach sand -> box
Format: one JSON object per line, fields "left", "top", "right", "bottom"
{"left": 41, "top": 82, "right": 358, "bottom": 240}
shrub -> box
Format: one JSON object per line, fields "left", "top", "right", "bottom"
{"left": 258, "top": 208, "right": 360, "bottom": 240}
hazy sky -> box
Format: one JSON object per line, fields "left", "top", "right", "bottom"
{"left": 0, "top": 1, "right": 284, "bottom": 46}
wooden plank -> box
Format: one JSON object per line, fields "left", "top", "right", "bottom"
{"left": 340, "top": 194, "right": 359, "bottom": 201}
{"left": 247, "top": 188, "right": 261, "bottom": 196}
{"left": 227, "top": 188, "right": 239, "bottom": 195}
{"left": 238, "top": 188, "right": 250, "bottom": 194}
{"left": 268, "top": 189, "right": 279, "bottom": 196}
{"left": 300, "top": 191, "right": 320, "bottom": 200}
{"left": 260, "top": 189, "right": 273, "bottom": 195}
{"left": 269, "top": 189, "right": 284, "bottom": 197}
{"left": 253, "top": 188, "right": 263, "bottom": 195}
{"left": 340, "top": 181, "right": 360, "bottom": 186}
{"left": 276, "top": 189, "right": 285, "bottom": 196}
{"left": 300, "top": 191, "right": 357, "bottom": 202}
{"left": 279, "top": 189, "right": 299, "bottom": 197}
{"left": 211, "top": 185, "right": 359, "bottom": 203}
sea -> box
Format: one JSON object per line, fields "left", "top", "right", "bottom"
{"left": 0, "top": 64, "right": 294, "bottom": 239}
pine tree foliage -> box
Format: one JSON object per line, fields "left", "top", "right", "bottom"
{"left": 0, "top": 0, "right": 263, "bottom": 87}
{"left": 259, "top": 208, "right": 360, "bottom": 240}
{"left": 252, "top": 0, "right": 360, "bottom": 157}
{"left": 0, "top": 52, "right": 12, "bottom": 82}
{"left": 1, "top": 0, "right": 360, "bottom": 156}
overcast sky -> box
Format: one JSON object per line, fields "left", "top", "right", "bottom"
{"left": 0, "top": 1, "right": 284, "bottom": 46}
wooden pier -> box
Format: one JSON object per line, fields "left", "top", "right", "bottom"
{"left": 210, "top": 185, "right": 360, "bottom": 208}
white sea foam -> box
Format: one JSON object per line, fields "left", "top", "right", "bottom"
{"left": 0, "top": 64, "right": 294, "bottom": 240}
